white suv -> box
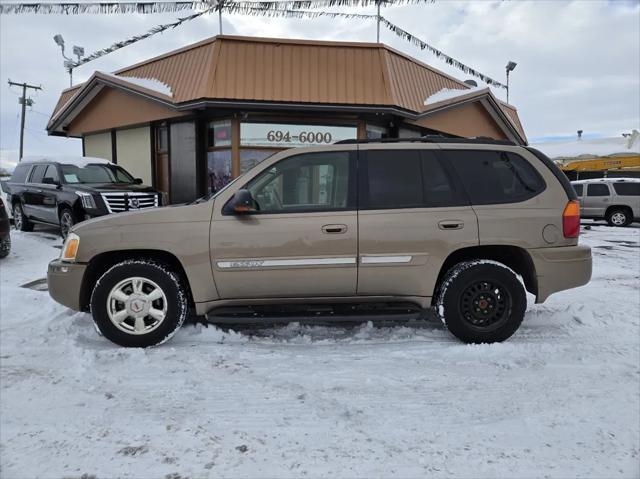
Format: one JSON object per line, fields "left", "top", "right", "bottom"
{"left": 571, "top": 178, "right": 640, "bottom": 226}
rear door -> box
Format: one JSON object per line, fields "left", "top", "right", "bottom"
{"left": 583, "top": 183, "right": 611, "bottom": 218}
{"left": 357, "top": 145, "right": 479, "bottom": 298}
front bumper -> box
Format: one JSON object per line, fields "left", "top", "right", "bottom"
{"left": 529, "top": 245, "right": 592, "bottom": 303}
{"left": 47, "top": 259, "right": 87, "bottom": 311}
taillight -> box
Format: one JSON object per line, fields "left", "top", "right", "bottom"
{"left": 562, "top": 200, "right": 580, "bottom": 238}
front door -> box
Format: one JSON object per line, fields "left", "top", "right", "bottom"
{"left": 210, "top": 149, "right": 358, "bottom": 299}
{"left": 357, "top": 147, "right": 479, "bottom": 298}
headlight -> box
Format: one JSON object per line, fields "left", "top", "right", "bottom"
{"left": 76, "top": 191, "right": 97, "bottom": 209}
{"left": 61, "top": 233, "right": 80, "bottom": 262}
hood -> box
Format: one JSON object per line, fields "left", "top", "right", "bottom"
{"left": 72, "top": 199, "right": 214, "bottom": 234}
{"left": 70, "top": 183, "right": 158, "bottom": 193}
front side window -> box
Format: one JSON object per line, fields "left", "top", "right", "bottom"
{"left": 245, "top": 151, "right": 352, "bottom": 213}
{"left": 60, "top": 164, "right": 135, "bottom": 184}
{"left": 43, "top": 165, "right": 59, "bottom": 183}
{"left": 28, "top": 165, "right": 46, "bottom": 184}
{"left": 445, "top": 150, "right": 545, "bottom": 205}
{"left": 613, "top": 182, "right": 640, "bottom": 196}
{"left": 587, "top": 184, "right": 610, "bottom": 196}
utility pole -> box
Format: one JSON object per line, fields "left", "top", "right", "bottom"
{"left": 7, "top": 80, "right": 42, "bottom": 161}
{"left": 376, "top": 1, "right": 381, "bottom": 42}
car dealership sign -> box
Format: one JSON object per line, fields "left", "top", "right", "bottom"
{"left": 241, "top": 123, "right": 357, "bottom": 148}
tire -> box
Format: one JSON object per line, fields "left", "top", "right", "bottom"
{"left": 606, "top": 208, "right": 631, "bottom": 227}
{"left": 90, "top": 260, "right": 188, "bottom": 348}
{"left": 59, "top": 208, "right": 75, "bottom": 239}
{"left": 0, "top": 236, "right": 10, "bottom": 258}
{"left": 436, "top": 260, "right": 526, "bottom": 344}
{"left": 13, "top": 203, "right": 33, "bottom": 232}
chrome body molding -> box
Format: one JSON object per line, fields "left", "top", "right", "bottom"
{"left": 217, "top": 257, "right": 357, "bottom": 269}
{"left": 360, "top": 255, "right": 413, "bottom": 264}
{"left": 216, "top": 255, "right": 415, "bottom": 269}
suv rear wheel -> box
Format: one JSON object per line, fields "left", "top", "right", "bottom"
{"left": 13, "top": 203, "right": 33, "bottom": 232}
{"left": 436, "top": 260, "right": 526, "bottom": 343}
{"left": 90, "top": 260, "right": 188, "bottom": 348}
{"left": 606, "top": 208, "right": 631, "bottom": 227}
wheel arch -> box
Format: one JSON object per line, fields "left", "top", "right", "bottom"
{"left": 79, "top": 249, "right": 195, "bottom": 312}
{"left": 432, "top": 245, "right": 537, "bottom": 305}
{"left": 57, "top": 200, "right": 83, "bottom": 222}
{"left": 605, "top": 204, "right": 632, "bottom": 218}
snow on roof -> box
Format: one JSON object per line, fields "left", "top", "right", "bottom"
{"left": 100, "top": 71, "right": 173, "bottom": 98}
{"left": 21, "top": 156, "right": 111, "bottom": 167}
{"left": 532, "top": 130, "right": 640, "bottom": 159}
{"left": 424, "top": 85, "right": 485, "bottom": 106}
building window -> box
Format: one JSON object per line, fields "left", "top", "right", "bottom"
{"left": 366, "top": 124, "right": 390, "bottom": 140}
{"left": 208, "top": 150, "right": 232, "bottom": 193}
{"left": 207, "top": 120, "right": 232, "bottom": 148}
{"left": 156, "top": 124, "right": 168, "bottom": 153}
{"left": 241, "top": 122, "right": 357, "bottom": 148}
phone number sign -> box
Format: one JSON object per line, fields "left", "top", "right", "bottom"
{"left": 241, "top": 123, "right": 357, "bottom": 148}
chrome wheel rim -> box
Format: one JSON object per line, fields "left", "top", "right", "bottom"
{"left": 107, "top": 277, "right": 168, "bottom": 335}
{"left": 14, "top": 206, "right": 22, "bottom": 229}
{"left": 60, "top": 212, "right": 73, "bottom": 238}
{"left": 611, "top": 212, "right": 626, "bottom": 226}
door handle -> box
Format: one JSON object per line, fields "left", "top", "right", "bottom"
{"left": 438, "top": 220, "right": 464, "bottom": 230}
{"left": 322, "top": 224, "right": 348, "bottom": 234}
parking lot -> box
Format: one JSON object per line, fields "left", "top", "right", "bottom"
{"left": 1, "top": 222, "right": 639, "bottom": 478}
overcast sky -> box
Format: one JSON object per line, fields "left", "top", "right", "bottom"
{"left": 1, "top": 0, "right": 639, "bottom": 171}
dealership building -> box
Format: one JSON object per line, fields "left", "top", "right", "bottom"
{"left": 47, "top": 35, "right": 527, "bottom": 203}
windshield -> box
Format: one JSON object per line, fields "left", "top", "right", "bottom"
{"left": 60, "top": 164, "right": 136, "bottom": 184}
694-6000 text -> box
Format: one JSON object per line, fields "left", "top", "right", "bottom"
{"left": 266, "top": 130, "right": 333, "bottom": 144}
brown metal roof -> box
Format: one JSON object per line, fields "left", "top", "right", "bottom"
{"left": 50, "top": 35, "right": 526, "bottom": 141}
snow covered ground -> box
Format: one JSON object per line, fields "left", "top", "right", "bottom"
{"left": 1, "top": 223, "right": 639, "bottom": 479}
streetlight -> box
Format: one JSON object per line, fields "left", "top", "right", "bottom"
{"left": 53, "top": 34, "right": 84, "bottom": 87}
{"left": 505, "top": 61, "right": 517, "bottom": 103}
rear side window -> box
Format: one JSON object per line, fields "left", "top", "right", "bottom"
{"left": 359, "top": 150, "right": 467, "bottom": 209}
{"left": 28, "top": 165, "right": 47, "bottom": 184}
{"left": 572, "top": 184, "right": 583, "bottom": 196}
{"left": 361, "top": 150, "right": 423, "bottom": 209}
{"left": 444, "top": 150, "right": 545, "bottom": 205}
{"left": 587, "top": 184, "right": 610, "bottom": 196}
{"left": 613, "top": 182, "right": 640, "bottom": 196}
{"left": 10, "top": 164, "right": 31, "bottom": 183}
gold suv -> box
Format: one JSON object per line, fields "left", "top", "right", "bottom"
{"left": 47, "top": 138, "right": 592, "bottom": 347}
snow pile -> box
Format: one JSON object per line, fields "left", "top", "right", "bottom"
{"left": 21, "top": 155, "right": 111, "bottom": 166}
{"left": 101, "top": 71, "right": 173, "bottom": 97}
{"left": 532, "top": 130, "right": 640, "bottom": 159}
{"left": 1, "top": 225, "right": 639, "bottom": 478}
{"left": 424, "top": 85, "right": 486, "bottom": 106}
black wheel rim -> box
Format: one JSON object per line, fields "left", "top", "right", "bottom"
{"left": 459, "top": 280, "right": 512, "bottom": 331}
{"left": 61, "top": 212, "right": 73, "bottom": 238}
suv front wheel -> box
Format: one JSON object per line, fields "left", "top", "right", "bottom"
{"left": 436, "top": 260, "right": 526, "bottom": 344}
{"left": 90, "top": 260, "right": 188, "bottom": 347}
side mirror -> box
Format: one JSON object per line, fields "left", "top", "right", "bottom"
{"left": 134, "top": 178, "right": 143, "bottom": 185}
{"left": 223, "top": 189, "right": 258, "bottom": 215}
{"left": 42, "top": 177, "right": 60, "bottom": 187}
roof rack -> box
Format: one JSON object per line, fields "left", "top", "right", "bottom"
{"left": 335, "top": 135, "right": 516, "bottom": 146}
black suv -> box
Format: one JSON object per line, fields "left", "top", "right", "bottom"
{"left": 7, "top": 157, "right": 162, "bottom": 238}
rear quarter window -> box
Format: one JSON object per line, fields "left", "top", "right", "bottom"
{"left": 443, "top": 150, "right": 546, "bottom": 205}
{"left": 572, "top": 184, "right": 583, "bottom": 196}
{"left": 10, "top": 164, "right": 31, "bottom": 183}
{"left": 613, "top": 183, "right": 640, "bottom": 196}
